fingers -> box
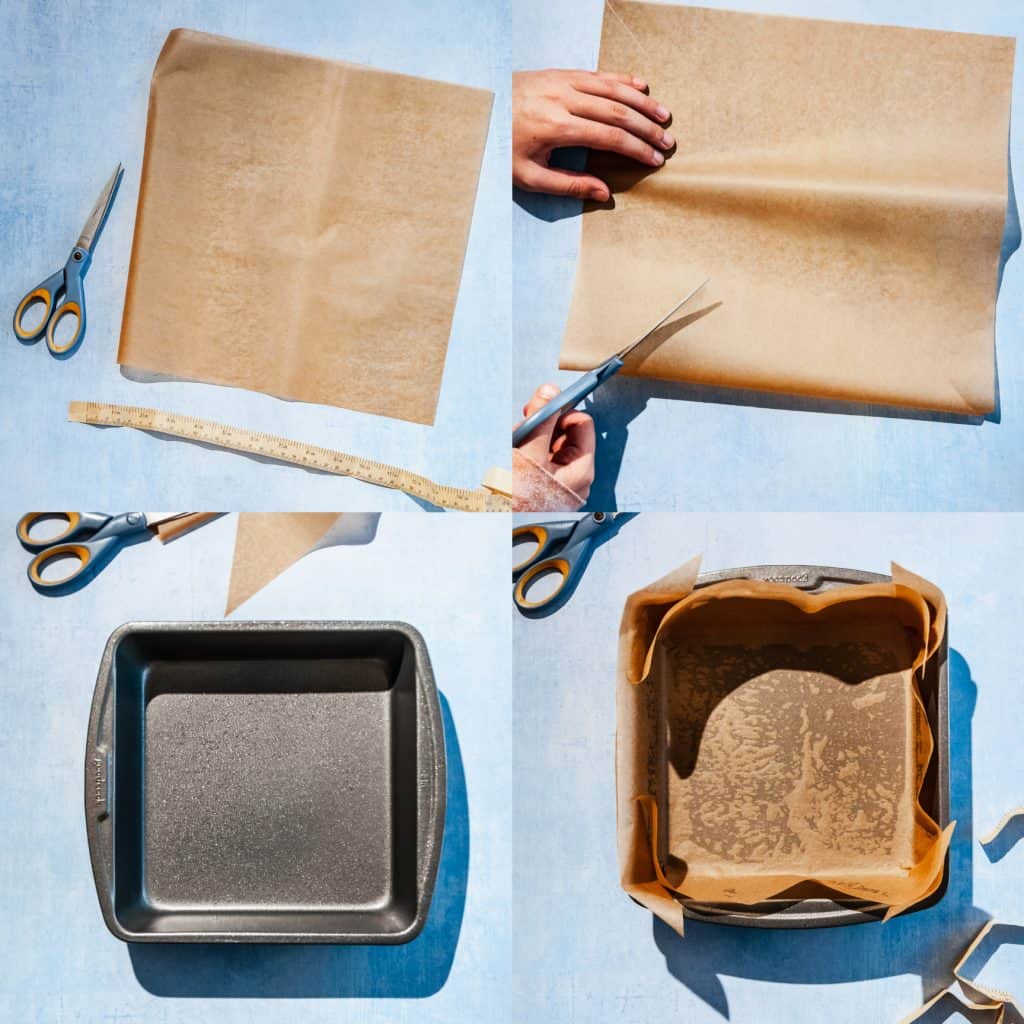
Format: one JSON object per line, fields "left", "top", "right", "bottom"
{"left": 514, "top": 390, "right": 596, "bottom": 501}
{"left": 573, "top": 72, "right": 670, "bottom": 126}
{"left": 550, "top": 410, "right": 596, "bottom": 499}
{"left": 550, "top": 410, "right": 596, "bottom": 465}
{"left": 515, "top": 161, "right": 610, "bottom": 202}
{"left": 567, "top": 94, "right": 674, "bottom": 154}
{"left": 511, "top": 68, "right": 671, "bottom": 199}
{"left": 521, "top": 383, "right": 559, "bottom": 419}
{"left": 564, "top": 114, "right": 665, "bottom": 168}
{"left": 594, "top": 70, "right": 648, "bottom": 91}
{"left": 515, "top": 383, "right": 561, "bottom": 459}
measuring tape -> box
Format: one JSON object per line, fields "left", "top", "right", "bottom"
{"left": 69, "top": 402, "right": 513, "bottom": 512}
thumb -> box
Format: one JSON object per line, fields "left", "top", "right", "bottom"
{"left": 521, "top": 163, "right": 610, "bottom": 203}
{"left": 514, "top": 383, "right": 561, "bottom": 456}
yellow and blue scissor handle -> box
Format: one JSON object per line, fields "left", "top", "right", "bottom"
{"left": 16, "top": 512, "right": 168, "bottom": 592}
{"left": 513, "top": 513, "right": 618, "bottom": 613}
{"left": 13, "top": 163, "right": 122, "bottom": 357}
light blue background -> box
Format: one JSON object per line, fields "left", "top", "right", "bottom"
{"left": 513, "top": 0, "right": 1024, "bottom": 512}
{"left": 0, "top": 0, "right": 509, "bottom": 510}
{"left": 513, "top": 513, "right": 1024, "bottom": 1022}
{"left": 0, "top": 512, "right": 512, "bottom": 1023}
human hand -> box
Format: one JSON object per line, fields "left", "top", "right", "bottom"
{"left": 515, "top": 384, "right": 596, "bottom": 501}
{"left": 512, "top": 68, "right": 674, "bottom": 201}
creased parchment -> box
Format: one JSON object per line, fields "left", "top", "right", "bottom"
{"left": 119, "top": 29, "right": 492, "bottom": 425}
{"left": 900, "top": 920, "right": 1024, "bottom": 1023}
{"left": 981, "top": 808, "right": 1024, "bottom": 848}
{"left": 562, "top": 3, "right": 1015, "bottom": 415}
{"left": 617, "top": 558, "right": 953, "bottom": 934}
{"left": 227, "top": 513, "right": 380, "bottom": 614}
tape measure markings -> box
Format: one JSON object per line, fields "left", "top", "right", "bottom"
{"left": 69, "top": 402, "right": 512, "bottom": 512}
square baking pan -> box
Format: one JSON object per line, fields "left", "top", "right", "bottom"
{"left": 666, "top": 565, "right": 949, "bottom": 929}
{"left": 85, "top": 621, "right": 445, "bottom": 943}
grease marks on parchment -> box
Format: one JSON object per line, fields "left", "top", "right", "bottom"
{"left": 660, "top": 639, "right": 915, "bottom": 879}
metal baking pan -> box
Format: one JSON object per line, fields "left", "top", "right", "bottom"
{"left": 85, "top": 621, "right": 445, "bottom": 944}
{"left": 671, "top": 565, "right": 950, "bottom": 929}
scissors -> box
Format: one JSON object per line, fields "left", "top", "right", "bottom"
{"left": 13, "top": 163, "right": 123, "bottom": 357}
{"left": 17, "top": 512, "right": 189, "bottom": 593}
{"left": 513, "top": 512, "right": 626, "bottom": 615}
{"left": 512, "top": 278, "right": 709, "bottom": 447}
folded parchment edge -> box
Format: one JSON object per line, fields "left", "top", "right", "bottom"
{"left": 898, "top": 917, "right": 1024, "bottom": 1023}
{"left": 616, "top": 556, "right": 953, "bottom": 934}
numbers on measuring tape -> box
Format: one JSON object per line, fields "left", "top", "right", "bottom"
{"left": 69, "top": 402, "right": 511, "bottom": 512}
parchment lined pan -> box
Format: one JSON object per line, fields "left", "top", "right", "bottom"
{"left": 618, "top": 561, "right": 952, "bottom": 931}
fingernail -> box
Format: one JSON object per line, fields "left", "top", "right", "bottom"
{"left": 651, "top": 150, "right": 664, "bottom": 166}
{"left": 592, "top": 187, "right": 610, "bottom": 202}
{"left": 662, "top": 131, "right": 675, "bottom": 149}
{"left": 655, "top": 104, "right": 670, "bottom": 121}
{"left": 633, "top": 76, "right": 648, "bottom": 90}
{"left": 539, "top": 384, "right": 560, "bottom": 399}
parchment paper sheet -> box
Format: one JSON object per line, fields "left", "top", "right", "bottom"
{"left": 153, "top": 513, "right": 221, "bottom": 542}
{"left": 617, "top": 558, "right": 954, "bottom": 934}
{"left": 981, "top": 808, "right": 1024, "bottom": 849}
{"left": 227, "top": 512, "right": 380, "bottom": 614}
{"left": 900, "top": 919, "right": 1024, "bottom": 1023}
{"left": 562, "top": 3, "right": 1015, "bottom": 414}
{"left": 119, "top": 29, "right": 493, "bottom": 425}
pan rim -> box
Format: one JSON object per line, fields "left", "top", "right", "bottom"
{"left": 84, "top": 619, "right": 446, "bottom": 944}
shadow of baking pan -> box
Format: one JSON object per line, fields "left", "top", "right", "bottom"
{"left": 128, "top": 693, "right": 467, "bottom": 998}
{"left": 651, "top": 648, "right": 989, "bottom": 1020}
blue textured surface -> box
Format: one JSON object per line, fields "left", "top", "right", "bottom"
{"left": 513, "top": 0, "right": 1024, "bottom": 512}
{"left": 0, "top": 512, "right": 512, "bottom": 1022}
{"left": 0, "top": 0, "right": 509, "bottom": 510}
{"left": 513, "top": 512, "right": 1024, "bottom": 1023}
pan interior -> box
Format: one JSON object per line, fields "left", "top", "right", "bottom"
{"left": 653, "top": 595, "right": 937, "bottom": 894}
{"left": 110, "top": 629, "right": 421, "bottom": 937}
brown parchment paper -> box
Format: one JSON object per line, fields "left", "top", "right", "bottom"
{"left": 617, "top": 558, "right": 954, "bottom": 934}
{"left": 900, "top": 919, "right": 1024, "bottom": 1023}
{"left": 153, "top": 513, "right": 221, "bottom": 543}
{"left": 118, "top": 29, "right": 492, "bottom": 425}
{"left": 980, "top": 808, "right": 1024, "bottom": 848}
{"left": 562, "top": 3, "right": 1015, "bottom": 415}
{"left": 226, "top": 512, "right": 380, "bottom": 614}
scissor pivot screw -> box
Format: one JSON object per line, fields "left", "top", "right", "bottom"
{"left": 73, "top": 251, "right": 84, "bottom": 261}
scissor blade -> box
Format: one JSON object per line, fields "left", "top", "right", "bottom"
{"left": 77, "top": 163, "right": 123, "bottom": 251}
{"left": 614, "top": 278, "right": 710, "bottom": 362}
